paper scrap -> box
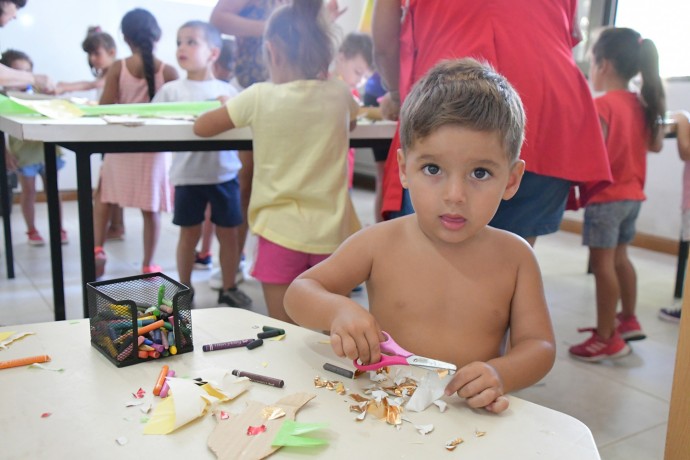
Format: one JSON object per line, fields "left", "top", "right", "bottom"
{"left": 125, "top": 400, "right": 144, "bottom": 408}
{"left": 271, "top": 420, "right": 329, "bottom": 447}
{"left": 132, "top": 388, "right": 146, "bottom": 399}
{"left": 10, "top": 96, "right": 84, "bottom": 119}
{"left": 433, "top": 400, "right": 447, "bottom": 412}
{"left": 144, "top": 369, "right": 250, "bottom": 435}
{"left": 247, "top": 425, "right": 267, "bottom": 436}
{"left": 116, "top": 437, "right": 128, "bottom": 446}
{"left": 445, "top": 438, "right": 464, "bottom": 450}
{"left": 406, "top": 372, "right": 451, "bottom": 412}
{"left": 219, "top": 411, "right": 230, "bottom": 420}
{"left": 41, "top": 412, "right": 51, "bottom": 418}
{"left": 262, "top": 407, "right": 286, "bottom": 421}
{"left": 415, "top": 424, "right": 434, "bottom": 435}
{"left": 475, "top": 429, "right": 486, "bottom": 438}
{"left": 0, "top": 331, "right": 34, "bottom": 349}
{"left": 29, "top": 363, "right": 64, "bottom": 372}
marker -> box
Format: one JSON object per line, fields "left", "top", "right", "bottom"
{"left": 246, "top": 338, "right": 263, "bottom": 350}
{"left": 203, "top": 339, "right": 254, "bottom": 352}
{"left": 153, "top": 365, "right": 169, "bottom": 396}
{"left": 0, "top": 354, "right": 50, "bottom": 370}
{"left": 323, "top": 362, "right": 355, "bottom": 379}
{"left": 232, "top": 369, "right": 284, "bottom": 388}
{"left": 257, "top": 329, "right": 283, "bottom": 339}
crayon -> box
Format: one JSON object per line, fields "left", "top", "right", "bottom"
{"left": 0, "top": 355, "right": 51, "bottom": 370}
{"left": 257, "top": 329, "right": 283, "bottom": 339}
{"left": 246, "top": 339, "right": 263, "bottom": 350}
{"left": 137, "top": 320, "right": 165, "bottom": 336}
{"left": 153, "top": 365, "right": 169, "bottom": 396}
{"left": 323, "top": 362, "right": 355, "bottom": 379}
{"left": 262, "top": 326, "right": 286, "bottom": 335}
{"left": 203, "top": 339, "right": 254, "bottom": 352}
{"left": 231, "top": 369, "right": 284, "bottom": 388}
{"left": 159, "top": 369, "right": 175, "bottom": 398}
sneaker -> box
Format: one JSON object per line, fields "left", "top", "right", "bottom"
{"left": 94, "top": 246, "right": 106, "bottom": 279}
{"left": 616, "top": 312, "right": 646, "bottom": 341}
{"left": 193, "top": 252, "right": 212, "bottom": 270}
{"left": 60, "top": 229, "right": 68, "bottom": 245}
{"left": 209, "top": 269, "right": 222, "bottom": 290}
{"left": 569, "top": 328, "right": 631, "bottom": 362}
{"left": 658, "top": 307, "right": 682, "bottom": 323}
{"left": 218, "top": 287, "right": 252, "bottom": 309}
{"left": 142, "top": 264, "right": 162, "bottom": 274}
{"left": 27, "top": 229, "right": 45, "bottom": 246}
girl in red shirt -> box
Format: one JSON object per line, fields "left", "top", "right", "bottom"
{"left": 570, "top": 27, "right": 665, "bottom": 362}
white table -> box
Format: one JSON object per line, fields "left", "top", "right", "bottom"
{"left": 0, "top": 115, "right": 395, "bottom": 320}
{"left": 0, "top": 308, "right": 599, "bottom": 459}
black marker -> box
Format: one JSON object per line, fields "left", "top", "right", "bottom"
{"left": 323, "top": 362, "right": 355, "bottom": 379}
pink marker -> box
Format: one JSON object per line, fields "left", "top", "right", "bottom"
{"left": 159, "top": 370, "right": 175, "bottom": 398}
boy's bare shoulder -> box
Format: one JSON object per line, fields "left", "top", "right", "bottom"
{"left": 481, "top": 226, "right": 535, "bottom": 259}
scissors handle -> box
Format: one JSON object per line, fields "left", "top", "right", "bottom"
{"left": 353, "top": 354, "right": 409, "bottom": 372}
{"left": 352, "top": 331, "right": 413, "bottom": 372}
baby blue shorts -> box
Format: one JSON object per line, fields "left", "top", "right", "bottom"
{"left": 583, "top": 200, "right": 641, "bottom": 248}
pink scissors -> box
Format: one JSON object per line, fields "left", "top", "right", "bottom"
{"left": 353, "top": 331, "right": 457, "bottom": 374}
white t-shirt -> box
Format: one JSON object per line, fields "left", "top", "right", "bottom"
{"left": 153, "top": 79, "right": 241, "bottom": 186}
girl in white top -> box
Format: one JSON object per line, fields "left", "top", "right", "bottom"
{"left": 195, "top": 0, "right": 360, "bottom": 322}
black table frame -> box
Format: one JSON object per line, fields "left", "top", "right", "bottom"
{"left": 0, "top": 135, "right": 392, "bottom": 320}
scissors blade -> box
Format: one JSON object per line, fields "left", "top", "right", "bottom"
{"left": 406, "top": 356, "right": 457, "bottom": 374}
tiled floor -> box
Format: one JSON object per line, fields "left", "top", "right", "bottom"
{"left": 0, "top": 187, "right": 679, "bottom": 460}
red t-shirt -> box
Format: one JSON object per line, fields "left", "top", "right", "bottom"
{"left": 588, "top": 90, "right": 649, "bottom": 204}
{"left": 381, "top": 0, "right": 611, "bottom": 216}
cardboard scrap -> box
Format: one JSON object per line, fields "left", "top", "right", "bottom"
{"left": 207, "top": 392, "right": 316, "bottom": 460}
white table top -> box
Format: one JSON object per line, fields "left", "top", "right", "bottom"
{"left": 0, "top": 114, "right": 396, "bottom": 143}
{"left": 0, "top": 308, "right": 599, "bottom": 459}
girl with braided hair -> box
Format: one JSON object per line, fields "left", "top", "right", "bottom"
{"left": 94, "top": 8, "right": 178, "bottom": 278}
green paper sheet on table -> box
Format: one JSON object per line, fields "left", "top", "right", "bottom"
{"left": 0, "top": 94, "right": 221, "bottom": 119}
{"left": 271, "top": 420, "right": 329, "bottom": 447}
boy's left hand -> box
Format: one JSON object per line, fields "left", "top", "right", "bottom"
{"left": 444, "top": 361, "right": 509, "bottom": 413}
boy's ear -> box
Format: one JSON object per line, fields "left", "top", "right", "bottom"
{"left": 502, "top": 159, "right": 525, "bottom": 200}
{"left": 397, "top": 148, "right": 409, "bottom": 189}
{"left": 209, "top": 46, "right": 221, "bottom": 64}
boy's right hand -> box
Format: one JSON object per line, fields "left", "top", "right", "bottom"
{"left": 329, "top": 305, "right": 384, "bottom": 366}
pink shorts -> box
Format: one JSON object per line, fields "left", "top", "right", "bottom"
{"left": 251, "top": 236, "right": 330, "bottom": 284}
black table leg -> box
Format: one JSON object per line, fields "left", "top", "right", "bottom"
{"left": 0, "top": 131, "right": 14, "bottom": 278}
{"left": 75, "top": 149, "right": 94, "bottom": 316}
{"left": 674, "top": 240, "right": 688, "bottom": 299}
{"left": 44, "top": 143, "right": 65, "bottom": 321}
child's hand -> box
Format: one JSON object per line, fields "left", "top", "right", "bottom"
{"left": 329, "top": 304, "right": 384, "bottom": 366}
{"left": 379, "top": 92, "right": 400, "bottom": 121}
{"left": 444, "top": 361, "right": 509, "bottom": 413}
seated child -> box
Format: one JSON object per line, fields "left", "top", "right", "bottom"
{"left": 284, "top": 58, "right": 556, "bottom": 413}
{"left": 2, "top": 49, "right": 68, "bottom": 246}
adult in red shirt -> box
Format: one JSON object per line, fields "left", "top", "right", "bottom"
{"left": 373, "top": 0, "right": 611, "bottom": 245}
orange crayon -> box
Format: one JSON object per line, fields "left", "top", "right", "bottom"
{"left": 137, "top": 320, "right": 165, "bottom": 336}
{"left": 153, "top": 365, "right": 169, "bottom": 396}
{"left": 0, "top": 354, "right": 51, "bottom": 370}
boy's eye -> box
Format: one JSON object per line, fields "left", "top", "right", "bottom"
{"left": 471, "top": 168, "right": 492, "bottom": 180}
{"left": 422, "top": 164, "right": 441, "bottom": 176}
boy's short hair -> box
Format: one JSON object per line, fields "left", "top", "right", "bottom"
{"left": 180, "top": 20, "right": 222, "bottom": 50}
{"left": 400, "top": 58, "right": 526, "bottom": 163}
{"left": 338, "top": 32, "right": 373, "bottom": 70}
{"left": 0, "top": 49, "right": 32, "bottom": 70}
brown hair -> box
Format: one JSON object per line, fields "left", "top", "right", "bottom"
{"left": 400, "top": 58, "right": 526, "bottom": 163}
{"left": 264, "top": 0, "right": 334, "bottom": 79}
{"left": 82, "top": 26, "right": 116, "bottom": 77}
{"left": 338, "top": 32, "right": 373, "bottom": 70}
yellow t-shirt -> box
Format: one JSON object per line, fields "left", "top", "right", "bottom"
{"left": 227, "top": 79, "right": 361, "bottom": 254}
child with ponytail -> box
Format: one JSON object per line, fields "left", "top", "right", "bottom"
{"left": 94, "top": 8, "right": 178, "bottom": 278}
{"left": 570, "top": 27, "right": 665, "bottom": 362}
{"left": 195, "top": 0, "right": 360, "bottom": 321}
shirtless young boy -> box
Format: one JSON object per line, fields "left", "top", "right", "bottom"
{"left": 284, "top": 58, "right": 556, "bottom": 414}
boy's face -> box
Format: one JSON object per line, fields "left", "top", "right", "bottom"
{"left": 88, "top": 47, "right": 116, "bottom": 72}
{"left": 0, "top": 2, "right": 18, "bottom": 27}
{"left": 6, "top": 58, "right": 32, "bottom": 91}
{"left": 398, "top": 125, "right": 524, "bottom": 246}
{"left": 176, "top": 26, "right": 218, "bottom": 73}
{"left": 335, "top": 52, "right": 370, "bottom": 89}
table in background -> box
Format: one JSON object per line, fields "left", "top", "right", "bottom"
{"left": 0, "top": 307, "right": 600, "bottom": 459}
{"left": 0, "top": 115, "right": 394, "bottom": 320}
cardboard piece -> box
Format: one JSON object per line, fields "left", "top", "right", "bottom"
{"left": 207, "top": 392, "right": 316, "bottom": 460}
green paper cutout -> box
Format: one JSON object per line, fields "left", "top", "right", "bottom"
{"left": 271, "top": 420, "right": 329, "bottom": 447}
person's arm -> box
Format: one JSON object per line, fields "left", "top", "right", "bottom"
{"left": 194, "top": 105, "right": 236, "bottom": 137}
{"left": 284, "top": 227, "right": 384, "bottom": 365}
{"left": 444, "top": 241, "right": 556, "bottom": 413}
{"left": 54, "top": 80, "right": 99, "bottom": 95}
{"left": 210, "top": 0, "right": 267, "bottom": 37}
{"left": 0, "top": 63, "right": 54, "bottom": 93}
{"left": 99, "top": 60, "right": 122, "bottom": 105}
{"left": 372, "top": 0, "right": 401, "bottom": 120}
{"left": 667, "top": 111, "right": 690, "bottom": 158}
